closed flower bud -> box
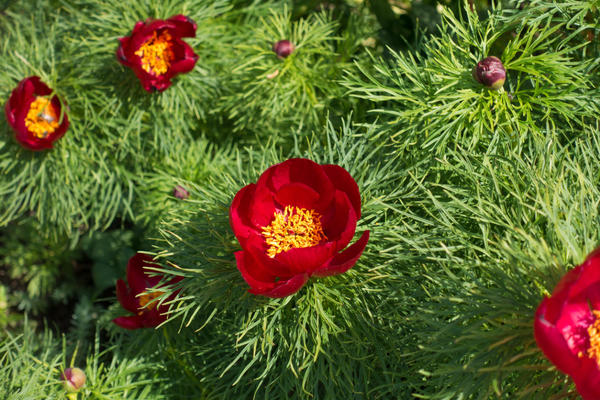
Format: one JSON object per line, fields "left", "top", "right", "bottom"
{"left": 61, "top": 367, "right": 86, "bottom": 393}
{"left": 472, "top": 56, "right": 506, "bottom": 90}
{"left": 173, "top": 185, "right": 189, "bottom": 200}
{"left": 272, "top": 40, "right": 295, "bottom": 58}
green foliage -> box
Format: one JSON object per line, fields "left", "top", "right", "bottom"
{"left": 140, "top": 120, "right": 416, "bottom": 398}
{"left": 391, "top": 129, "right": 600, "bottom": 398}
{"left": 344, "top": 3, "right": 599, "bottom": 155}
{"left": 0, "top": 217, "right": 141, "bottom": 335}
{"left": 505, "top": 0, "right": 600, "bottom": 61}
{"left": 0, "top": 286, "right": 18, "bottom": 330}
{"left": 216, "top": 5, "right": 362, "bottom": 138}
{"left": 0, "top": 219, "right": 79, "bottom": 316}
{"left": 80, "top": 229, "right": 138, "bottom": 292}
{"left": 0, "top": 326, "right": 169, "bottom": 399}
{"left": 0, "top": 1, "right": 135, "bottom": 238}
{"left": 59, "top": 0, "right": 229, "bottom": 150}
{"left": 134, "top": 137, "right": 235, "bottom": 227}
{"left": 1, "top": 0, "right": 600, "bottom": 399}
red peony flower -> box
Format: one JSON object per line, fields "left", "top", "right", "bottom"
{"left": 534, "top": 249, "right": 600, "bottom": 399}
{"left": 4, "top": 76, "right": 69, "bottom": 150}
{"left": 230, "top": 158, "right": 370, "bottom": 298}
{"left": 116, "top": 15, "right": 198, "bottom": 92}
{"left": 113, "top": 253, "right": 182, "bottom": 329}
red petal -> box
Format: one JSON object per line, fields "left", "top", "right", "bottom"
{"left": 249, "top": 183, "right": 277, "bottom": 228}
{"left": 555, "top": 301, "right": 594, "bottom": 355}
{"left": 251, "top": 273, "right": 309, "bottom": 298}
{"left": 168, "top": 55, "right": 197, "bottom": 75}
{"left": 235, "top": 250, "right": 277, "bottom": 293}
{"left": 163, "top": 39, "right": 197, "bottom": 77}
{"left": 543, "top": 265, "right": 583, "bottom": 324}
{"left": 4, "top": 84, "right": 19, "bottom": 127}
{"left": 534, "top": 297, "right": 581, "bottom": 375}
{"left": 148, "top": 79, "right": 171, "bottom": 92}
{"left": 588, "top": 282, "right": 600, "bottom": 311}
{"left": 13, "top": 78, "right": 37, "bottom": 136}
{"left": 130, "top": 22, "right": 158, "bottom": 50}
{"left": 275, "top": 242, "right": 336, "bottom": 275}
{"left": 127, "top": 253, "right": 161, "bottom": 294}
{"left": 165, "top": 14, "right": 197, "bottom": 38}
{"left": 569, "top": 250, "right": 600, "bottom": 300}
{"left": 257, "top": 159, "right": 335, "bottom": 211}
{"left": 29, "top": 76, "right": 52, "bottom": 96}
{"left": 143, "top": 19, "right": 172, "bottom": 36}
{"left": 130, "top": 20, "right": 146, "bottom": 37}
{"left": 113, "top": 315, "right": 145, "bottom": 330}
{"left": 139, "top": 308, "right": 166, "bottom": 328}
{"left": 574, "top": 360, "right": 600, "bottom": 399}
{"left": 116, "top": 37, "right": 132, "bottom": 65}
{"left": 274, "top": 182, "right": 320, "bottom": 209}
{"left": 322, "top": 164, "right": 362, "bottom": 218}
{"left": 313, "top": 230, "right": 369, "bottom": 277}
{"left": 321, "top": 191, "right": 356, "bottom": 251}
{"left": 44, "top": 94, "right": 69, "bottom": 143}
{"left": 230, "top": 184, "right": 260, "bottom": 247}
{"left": 243, "top": 234, "right": 273, "bottom": 258}
{"left": 116, "top": 279, "right": 138, "bottom": 313}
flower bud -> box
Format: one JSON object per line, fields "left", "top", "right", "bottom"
{"left": 472, "top": 56, "right": 506, "bottom": 90}
{"left": 173, "top": 185, "right": 189, "bottom": 200}
{"left": 272, "top": 40, "right": 295, "bottom": 58}
{"left": 61, "top": 367, "right": 86, "bottom": 393}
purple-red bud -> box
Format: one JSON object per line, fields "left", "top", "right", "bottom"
{"left": 473, "top": 56, "right": 506, "bottom": 90}
{"left": 61, "top": 367, "right": 86, "bottom": 393}
{"left": 272, "top": 40, "right": 295, "bottom": 58}
{"left": 173, "top": 185, "right": 189, "bottom": 200}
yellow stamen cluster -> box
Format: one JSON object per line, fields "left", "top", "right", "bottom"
{"left": 586, "top": 310, "right": 600, "bottom": 364}
{"left": 134, "top": 31, "right": 175, "bottom": 76}
{"left": 261, "top": 205, "right": 327, "bottom": 258}
{"left": 25, "top": 97, "right": 58, "bottom": 139}
{"left": 137, "top": 290, "right": 164, "bottom": 315}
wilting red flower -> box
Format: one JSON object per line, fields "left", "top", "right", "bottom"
{"left": 534, "top": 249, "right": 600, "bottom": 399}
{"left": 116, "top": 15, "right": 198, "bottom": 92}
{"left": 230, "top": 158, "right": 370, "bottom": 298}
{"left": 113, "top": 253, "right": 182, "bottom": 329}
{"left": 4, "top": 76, "right": 69, "bottom": 150}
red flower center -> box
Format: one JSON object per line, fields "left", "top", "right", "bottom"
{"left": 25, "top": 97, "right": 59, "bottom": 139}
{"left": 580, "top": 310, "right": 600, "bottom": 365}
{"left": 137, "top": 291, "right": 164, "bottom": 315}
{"left": 261, "top": 205, "right": 327, "bottom": 258}
{"left": 134, "top": 31, "right": 175, "bottom": 76}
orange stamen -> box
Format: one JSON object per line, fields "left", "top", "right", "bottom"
{"left": 137, "top": 290, "right": 164, "bottom": 315}
{"left": 25, "top": 97, "right": 59, "bottom": 139}
{"left": 261, "top": 205, "right": 327, "bottom": 258}
{"left": 587, "top": 310, "right": 600, "bottom": 364}
{"left": 134, "top": 31, "right": 175, "bottom": 76}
